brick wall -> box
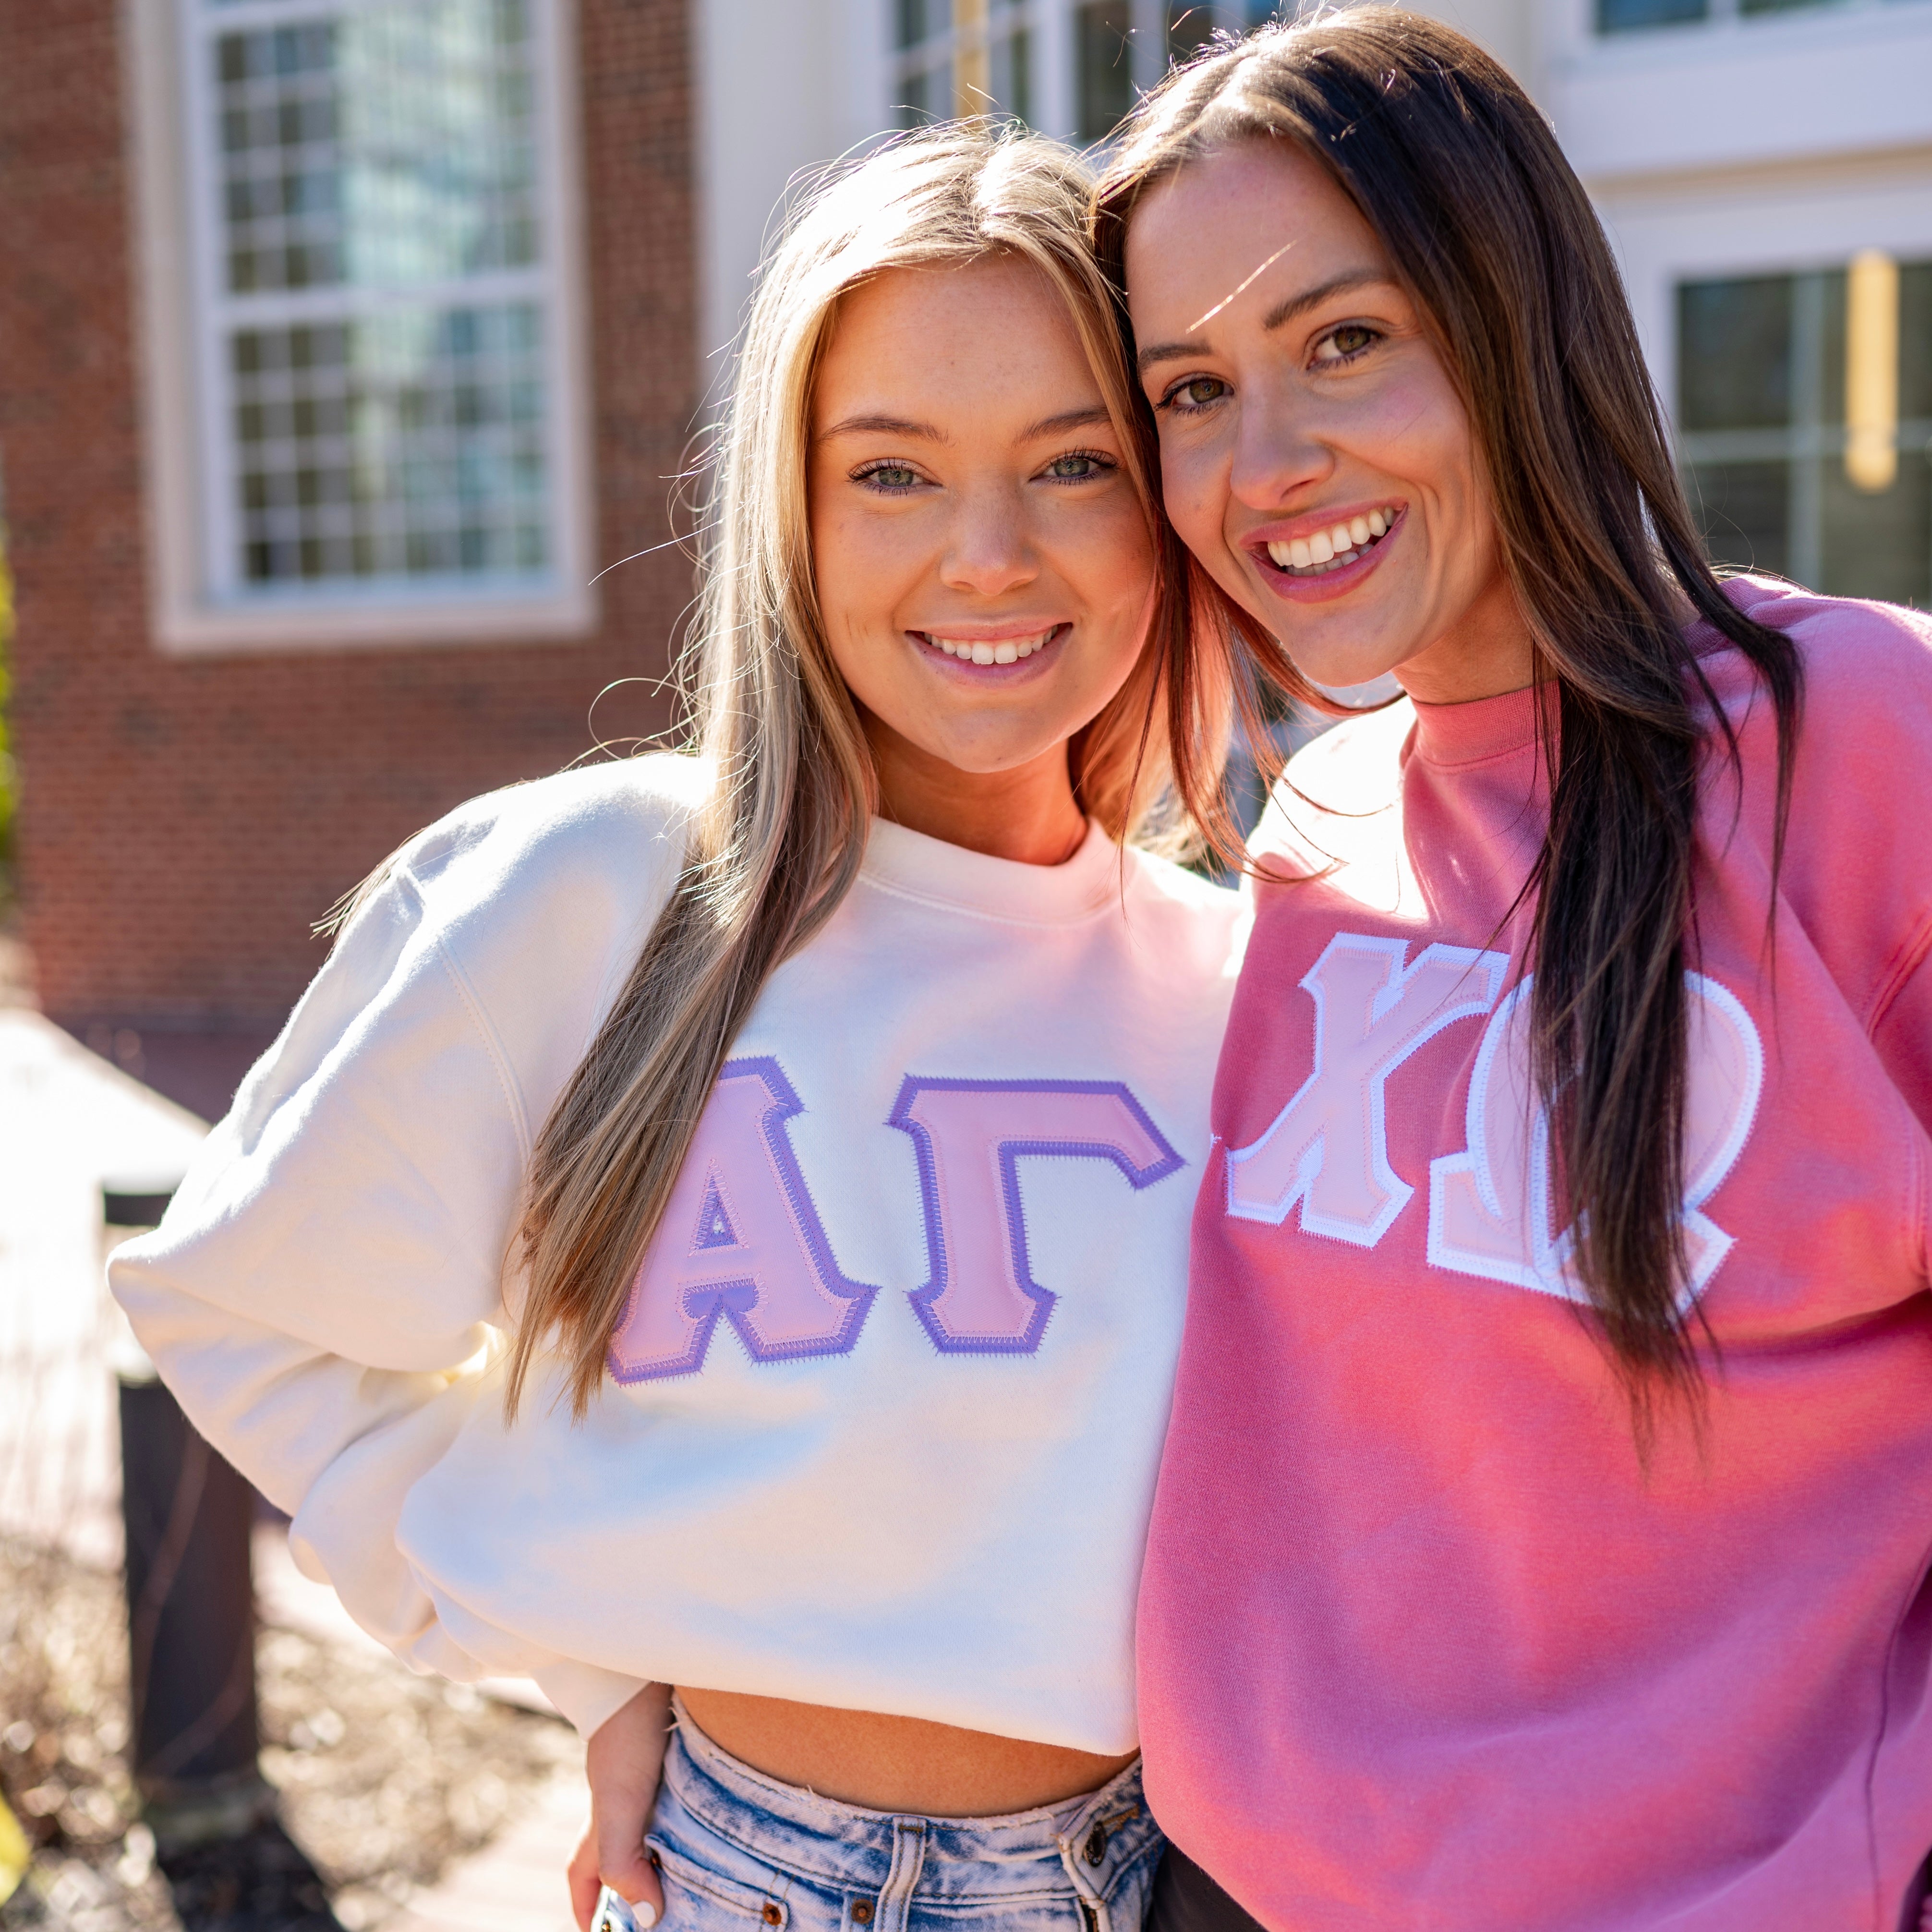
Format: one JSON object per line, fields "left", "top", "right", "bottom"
{"left": 0, "top": 0, "right": 696, "bottom": 1046}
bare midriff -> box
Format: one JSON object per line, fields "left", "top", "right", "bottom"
{"left": 674, "top": 1688, "right": 1138, "bottom": 1818}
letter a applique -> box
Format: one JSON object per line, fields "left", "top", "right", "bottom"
{"left": 888, "top": 1077, "right": 1183, "bottom": 1353}
{"left": 607, "top": 1057, "right": 880, "bottom": 1383}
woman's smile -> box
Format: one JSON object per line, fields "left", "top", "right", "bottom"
{"left": 1247, "top": 502, "right": 1406, "bottom": 601}
{"left": 913, "top": 620, "right": 1070, "bottom": 672}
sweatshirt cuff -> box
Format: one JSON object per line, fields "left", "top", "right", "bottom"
{"left": 532, "top": 1660, "right": 652, "bottom": 1739}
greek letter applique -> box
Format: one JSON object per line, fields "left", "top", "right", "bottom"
{"left": 1225, "top": 933, "right": 1509, "bottom": 1244}
{"left": 607, "top": 1057, "right": 880, "bottom": 1384}
{"left": 1428, "top": 971, "right": 1763, "bottom": 1305}
{"left": 888, "top": 1077, "right": 1185, "bottom": 1353}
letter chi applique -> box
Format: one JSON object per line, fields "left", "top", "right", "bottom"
{"left": 607, "top": 1057, "right": 880, "bottom": 1383}
{"left": 1226, "top": 933, "right": 1509, "bottom": 1244}
{"left": 889, "top": 1077, "right": 1184, "bottom": 1354}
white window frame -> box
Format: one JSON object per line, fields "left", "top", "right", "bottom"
{"left": 126, "top": 0, "right": 597, "bottom": 654}
{"left": 883, "top": 0, "right": 1260, "bottom": 146}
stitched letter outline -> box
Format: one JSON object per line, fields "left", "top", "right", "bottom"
{"left": 1427, "top": 970, "right": 1762, "bottom": 1305}
{"left": 1225, "top": 933, "right": 1509, "bottom": 1244}
{"left": 607, "top": 1056, "right": 880, "bottom": 1383}
{"left": 888, "top": 1077, "right": 1184, "bottom": 1353}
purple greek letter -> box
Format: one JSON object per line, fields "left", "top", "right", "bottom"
{"left": 607, "top": 1057, "right": 880, "bottom": 1383}
{"left": 887, "top": 1077, "right": 1183, "bottom": 1355}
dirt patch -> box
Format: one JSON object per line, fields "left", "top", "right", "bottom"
{"left": 0, "top": 1538, "right": 585, "bottom": 1931}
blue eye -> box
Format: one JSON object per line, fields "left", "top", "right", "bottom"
{"left": 1042, "top": 451, "right": 1112, "bottom": 481}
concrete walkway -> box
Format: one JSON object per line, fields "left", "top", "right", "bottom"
{"left": 383, "top": 1774, "right": 585, "bottom": 1932}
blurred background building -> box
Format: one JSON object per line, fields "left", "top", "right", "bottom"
{"left": 0, "top": 0, "right": 1927, "bottom": 1108}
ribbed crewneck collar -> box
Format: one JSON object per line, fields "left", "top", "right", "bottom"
{"left": 1406, "top": 681, "right": 1543, "bottom": 769}
{"left": 859, "top": 815, "right": 1118, "bottom": 925}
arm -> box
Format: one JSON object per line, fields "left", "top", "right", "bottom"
{"left": 109, "top": 855, "right": 644, "bottom": 1736}
{"left": 570, "top": 1685, "right": 673, "bottom": 1932}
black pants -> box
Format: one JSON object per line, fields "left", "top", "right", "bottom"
{"left": 1147, "top": 1845, "right": 1932, "bottom": 1932}
{"left": 1146, "top": 1845, "right": 1265, "bottom": 1932}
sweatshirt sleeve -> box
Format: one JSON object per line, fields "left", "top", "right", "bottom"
{"left": 108, "top": 826, "right": 648, "bottom": 1738}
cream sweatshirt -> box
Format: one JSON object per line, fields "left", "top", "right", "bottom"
{"left": 111, "top": 755, "right": 1244, "bottom": 1749}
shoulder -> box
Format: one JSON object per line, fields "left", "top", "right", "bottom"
{"left": 391, "top": 753, "right": 708, "bottom": 931}
{"left": 1249, "top": 698, "right": 1414, "bottom": 875}
{"left": 1695, "top": 576, "right": 1932, "bottom": 748}
{"left": 1118, "top": 842, "right": 1251, "bottom": 975}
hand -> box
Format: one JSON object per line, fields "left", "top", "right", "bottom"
{"left": 569, "top": 1683, "right": 673, "bottom": 1932}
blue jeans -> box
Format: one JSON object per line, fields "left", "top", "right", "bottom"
{"left": 640, "top": 1697, "right": 1162, "bottom": 1932}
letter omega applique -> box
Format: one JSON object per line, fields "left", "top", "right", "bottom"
{"left": 1428, "top": 971, "right": 1763, "bottom": 1306}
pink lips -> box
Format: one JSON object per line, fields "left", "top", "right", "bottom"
{"left": 912, "top": 621, "right": 1069, "bottom": 676}
{"left": 1248, "top": 506, "right": 1405, "bottom": 605}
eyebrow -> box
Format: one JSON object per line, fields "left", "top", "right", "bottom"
{"left": 1135, "top": 267, "right": 1396, "bottom": 374}
{"left": 1018, "top": 404, "right": 1111, "bottom": 442}
{"left": 817, "top": 413, "right": 952, "bottom": 444}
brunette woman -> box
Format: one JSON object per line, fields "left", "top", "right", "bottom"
{"left": 1097, "top": 14, "right": 1932, "bottom": 1929}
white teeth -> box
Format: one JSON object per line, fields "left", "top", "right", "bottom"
{"left": 1265, "top": 507, "right": 1398, "bottom": 578}
{"left": 925, "top": 627, "right": 1056, "bottom": 662}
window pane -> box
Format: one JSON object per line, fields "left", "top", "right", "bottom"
{"left": 1678, "top": 276, "right": 1792, "bottom": 431}
{"left": 896, "top": 0, "right": 951, "bottom": 50}
{"left": 1684, "top": 461, "right": 1789, "bottom": 579}
{"left": 1168, "top": 2, "right": 1220, "bottom": 63}
{"left": 990, "top": 24, "right": 1031, "bottom": 125}
{"left": 213, "top": 0, "right": 540, "bottom": 295}
{"left": 1902, "top": 262, "right": 1932, "bottom": 425}
{"left": 896, "top": 60, "right": 952, "bottom": 127}
{"left": 1597, "top": 0, "right": 1707, "bottom": 33}
{"left": 1077, "top": 1, "right": 1135, "bottom": 142}
{"left": 230, "top": 302, "right": 547, "bottom": 587}
{"left": 1820, "top": 451, "right": 1932, "bottom": 608}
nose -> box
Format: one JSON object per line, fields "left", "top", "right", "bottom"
{"left": 939, "top": 483, "right": 1039, "bottom": 599}
{"left": 1227, "top": 386, "right": 1334, "bottom": 513}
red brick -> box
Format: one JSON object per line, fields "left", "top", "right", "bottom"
{"left": 0, "top": 0, "right": 697, "bottom": 1032}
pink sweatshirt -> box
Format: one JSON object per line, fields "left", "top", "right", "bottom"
{"left": 1141, "top": 579, "right": 1932, "bottom": 1931}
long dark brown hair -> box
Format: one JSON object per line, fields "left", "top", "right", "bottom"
{"left": 1094, "top": 10, "right": 1803, "bottom": 1400}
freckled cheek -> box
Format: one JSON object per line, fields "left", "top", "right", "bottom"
{"left": 1156, "top": 442, "right": 1224, "bottom": 557}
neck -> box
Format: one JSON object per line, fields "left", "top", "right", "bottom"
{"left": 1393, "top": 566, "right": 1539, "bottom": 708}
{"left": 863, "top": 718, "right": 1089, "bottom": 868}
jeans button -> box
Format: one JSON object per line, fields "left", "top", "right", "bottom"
{"left": 852, "top": 1903, "right": 874, "bottom": 1924}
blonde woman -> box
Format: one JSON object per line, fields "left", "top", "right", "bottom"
{"left": 112, "top": 130, "right": 1244, "bottom": 1932}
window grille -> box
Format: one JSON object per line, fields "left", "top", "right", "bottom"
{"left": 894, "top": 0, "right": 1034, "bottom": 126}
{"left": 1678, "top": 258, "right": 1931, "bottom": 608}
{"left": 180, "top": 0, "right": 576, "bottom": 610}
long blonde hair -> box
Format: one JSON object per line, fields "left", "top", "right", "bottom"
{"left": 508, "top": 125, "right": 1234, "bottom": 1418}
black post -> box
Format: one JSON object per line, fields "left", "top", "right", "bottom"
{"left": 109, "top": 1184, "right": 274, "bottom": 1850}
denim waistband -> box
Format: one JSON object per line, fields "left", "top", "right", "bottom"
{"left": 659, "top": 1695, "right": 1159, "bottom": 1908}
